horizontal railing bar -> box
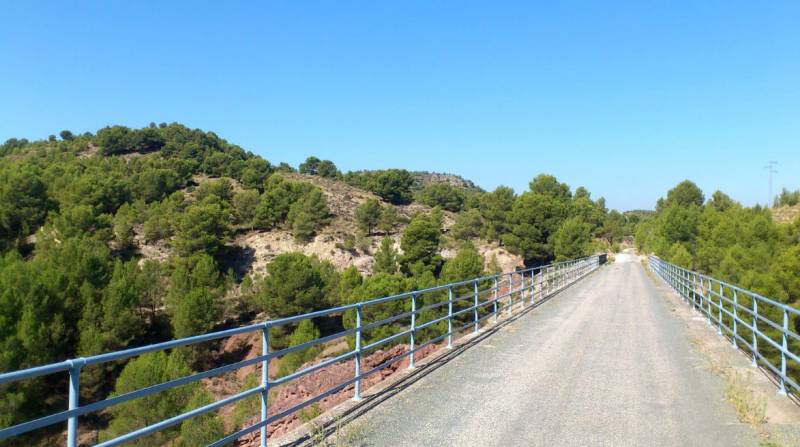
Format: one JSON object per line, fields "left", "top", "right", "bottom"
{"left": 95, "top": 386, "right": 263, "bottom": 447}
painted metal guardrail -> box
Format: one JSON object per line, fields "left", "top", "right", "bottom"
{"left": 649, "top": 255, "right": 799, "bottom": 397}
{"left": 0, "top": 255, "right": 602, "bottom": 447}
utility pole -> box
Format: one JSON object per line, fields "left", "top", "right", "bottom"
{"left": 765, "top": 161, "right": 778, "bottom": 207}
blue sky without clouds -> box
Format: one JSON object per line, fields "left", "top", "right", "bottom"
{"left": 1, "top": 1, "right": 798, "bottom": 210}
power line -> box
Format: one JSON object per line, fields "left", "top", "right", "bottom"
{"left": 765, "top": 160, "right": 778, "bottom": 207}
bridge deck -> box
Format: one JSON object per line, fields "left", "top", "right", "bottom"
{"left": 354, "top": 253, "right": 760, "bottom": 446}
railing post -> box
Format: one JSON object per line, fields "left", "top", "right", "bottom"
{"left": 732, "top": 289, "right": 738, "bottom": 349}
{"left": 508, "top": 272, "right": 514, "bottom": 314}
{"left": 67, "top": 361, "right": 82, "bottom": 447}
{"left": 447, "top": 287, "right": 454, "bottom": 349}
{"left": 538, "top": 269, "right": 543, "bottom": 301}
{"left": 473, "top": 280, "right": 479, "bottom": 333}
{"left": 752, "top": 298, "right": 758, "bottom": 367}
{"left": 492, "top": 278, "right": 498, "bottom": 324}
{"left": 779, "top": 308, "right": 788, "bottom": 396}
{"left": 717, "top": 282, "right": 723, "bottom": 336}
{"left": 260, "top": 323, "right": 270, "bottom": 447}
{"left": 707, "top": 278, "right": 713, "bottom": 325}
{"left": 529, "top": 270, "right": 535, "bottom": 305}
{"left": 353, "top": 305, "right": 363, "bottom": 400}
{"left": 409, "top": 293, "right": 416, "bottom": 369}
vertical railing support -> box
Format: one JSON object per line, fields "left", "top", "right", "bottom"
{"left": 752, "top": 298, "right": 759, "bottom": 368}
{"left": 492, "top": 278, "right": 498, "bottom": 324}
{"left": 409, "top": 293, "right": 416, "bottom": 369}
{"left": 717, "top": 283, "right": 723, "bottom": 336}
{"left": 508, "top": 273, "right": 514, "bottom": 314}
{"left": 732, "top": 289, "right": 738, "bottom": 349}
{"left": 67, "top": 360, "right": 82, "bottom": 447}
{"left": 473, "top": 280, "right": 479, "bottom": 333}
{"left": 353, "top": 305, "right": 363, "bottom": 400}
{"left": 260, "top": 323, "right": 270, "bottom": 447}
{"left": 529, "top": 270, "right": 535, "bottom": 305}
{"left": 779, "top": 308, "right": 788, "bottom": 396}
{"left": 447, "top": 287, "right": 454, "bottom": 349}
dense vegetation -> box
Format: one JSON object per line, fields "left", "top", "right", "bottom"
{"left": 635, "top": 180, "right": 800, "bottom": 383}
{"left": 636, "top": 180, "right": 799, "bottom": 306}
{"left": 0, "top": 124, "right": 623, "bottom": 445}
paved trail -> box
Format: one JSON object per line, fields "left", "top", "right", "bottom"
{"left": 356, "top": 254, "right": 760, "bottom": 446}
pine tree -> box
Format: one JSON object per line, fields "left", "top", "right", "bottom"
{"left": 373, "top": 237, "right": 398, "bottom": 274}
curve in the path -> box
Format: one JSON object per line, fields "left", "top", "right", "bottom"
{"left": 354, "top": 253, "right": 760, "bottom": 447}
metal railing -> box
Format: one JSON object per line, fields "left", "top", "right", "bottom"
{"left": 0, "top": 255, "right": 602, "bottom": 447}
{"left": 649, "top": 255, "right": 799, "bottom": 397}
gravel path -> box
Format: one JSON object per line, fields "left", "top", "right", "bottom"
{"left": 355, "top": 254, "right": 760, "bottom": 446}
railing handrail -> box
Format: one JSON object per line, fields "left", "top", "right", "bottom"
{"left": 648, "top": 255, "right": 799, "bottom": 397}
{"left": 0, "top": 255, "right": 603, "bottom": 447}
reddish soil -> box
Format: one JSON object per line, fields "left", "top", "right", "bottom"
{"left": 228, "top": 341, "right": 439, "bottom": 445}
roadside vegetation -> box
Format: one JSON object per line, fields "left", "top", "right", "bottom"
{"left": 635, "top": 180, "right": 800, "bottom": 398}
{"left": 0, "top": 124, "right": 628, "bottom": 444}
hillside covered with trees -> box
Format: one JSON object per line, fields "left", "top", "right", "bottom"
{"left": 0, "top": 124, "right": 626, "bottom": 445}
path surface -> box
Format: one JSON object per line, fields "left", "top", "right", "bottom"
{"left": 355, "top": 253, "right": 760, "bottom": 446}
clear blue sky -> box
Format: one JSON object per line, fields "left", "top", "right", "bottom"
{"left": 2, "top": 1, "right": 798, "bottom": 211}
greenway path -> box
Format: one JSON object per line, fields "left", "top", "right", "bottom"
{"left": 355, "top": 253, "right": 761, "bottom": 446}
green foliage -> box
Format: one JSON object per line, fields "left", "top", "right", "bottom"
{"left": 355, "top": 199, "right": 382, "bottom": 235}
{"left": 178, "top": 389, "right": 225, "bottom": 447}
{"left": 166, "top": 254, "right": 222, "bottom": 343}
{"left": 552, "top": 217, "right": 591, "bottom": 261}
{"left": 503, "top": 189, "right": 568, "bottom": 265}
{"left": 342, "top": 273, "right": 414, "bottom": 346}
{"left": 133, "top": 168, "right": 182, "bottom": 203}
{"left": 417, "top": 183, "right": 464, "bottom": 212}
{"left": 373, "top": 237, "right": 398, "bottom": 274}
{"left": 257, "top": 253, "right": 337, "bottom": 317}
{"left": 657, "top": 179, "right": 704, "bottom": 210}
{"left": 97, "top": 125, "right": 165, "bottom": 155}
{"left": 287, "top": 188, "right": 330, "bottom": 242}
{"left": 233, "top": 189, "right": 261, "bottom": 228}
{"left": 254, "top": 175, "right": 327, "bottom": 237}
{"left": 194, "top": 178, "right": 234, "bottom": 203}
{"left": 529, "top": 174, "right": 572, "bottom": 201}
{"left": 101, "top": 351, "right": 194, "bottom": 446}
{"left": 597, "top": 210, "right": 625, "bottom": 245}
{"left": 450, "top": 208, "right": 482, "bottom": 241}
{"left": 775, "top": 188, "right": 800, "bottom": 207}
{"left": 478, "top": 186, "right": 515, "bottom": 241}
{"left": 377, "top": 205, "right": 399, "bottom": 234}
{"left": 299, "top": 156, "right": 339, "bottom": 178}
{"left": 173, "top": 198, "right": 231, "bottom": 256}
{"left": 345, "top": 169, "right": 415, "bottom": 204}
{"left": 440, "top": 241, "right": 484, "bottom": 283}
{"left": 277, "top": 319, "right": 322, "bottom": 377}
{"left": 400, "top": 212, "right": 442, "bottom": 274}
{"left": 172, "top": 288, "right": 219, "bottom": 338}
{"left": 113, "top": 203, "right": 136, "bottom": 250}
{"left": 0, "top": 163, "right": 50, "bottom": 249}
{"left": 335, "top": 266, "right": 363, "bottom": 305}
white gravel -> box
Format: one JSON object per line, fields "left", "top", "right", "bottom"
{"left": 354, "top": 254, "right": 760, "bottom": 446}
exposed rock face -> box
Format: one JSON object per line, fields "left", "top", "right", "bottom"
{"left": 413, "top": 171, "right": 481, "bottom": 191}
